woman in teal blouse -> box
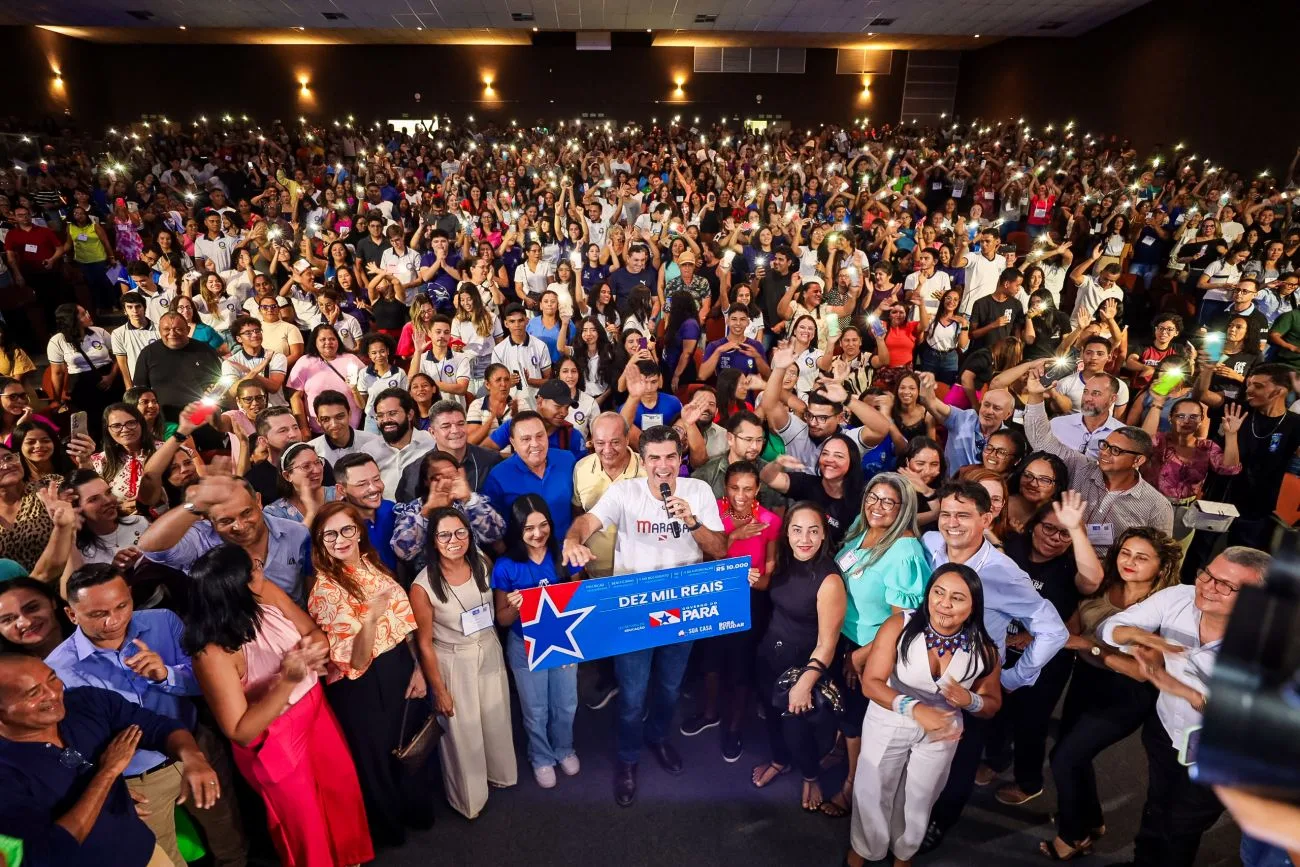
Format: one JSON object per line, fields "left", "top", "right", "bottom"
{"left": 821, "top": 471, "right": 931, "bottom": 817}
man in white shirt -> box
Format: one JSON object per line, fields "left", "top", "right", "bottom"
{"left": 1053, "top": 336, "right": 1131, "bottom": 414}
{"left": 192, "top": 211, "right": 236, "bottom": 273}
{"left": 373, "top": 388, "right": 437, "bottom": 495}
{"left": 309, "top": 390, "right": 389, "bottom": 469}
{"left": 1049, "top": 373, "right": 1125, "bottom": 459}
{"left": 413, "top": 316, "right": 471, "bottom": 408}
{"left": 562, "top": 425, "right": 726, "bottom": 807}
{"left": 1099, "top": 547, "right": 1270, "bottom": 867}
{"left": 491, "top": 304, "right": 552, "bottom": 401}
{"left": 111, "top": 292, "right": 158, "bottom": 389}
{"left": 1069, "top": 246, "right": 1125, "bottom": 328}
{"left": 959, "top": 229, "right": 1005, "bottom": 316}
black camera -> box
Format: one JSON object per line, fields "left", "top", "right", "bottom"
{"left": 1192, "top": 540, "right": 1300, "bottom": 800}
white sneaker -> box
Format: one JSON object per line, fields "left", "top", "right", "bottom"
{"left": 533, "top": 765, "right": 557, "bottom": 788}
{"left": 559, "top": 754, "right": 581, "bottom": 776}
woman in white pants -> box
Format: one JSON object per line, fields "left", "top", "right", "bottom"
{"left": 847, "top": 563, "right": 1003, "bottom": 867}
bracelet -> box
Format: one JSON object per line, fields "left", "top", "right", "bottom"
{"left": 892, "top": 695, "right": 918, "bottom": 718}
{"left": 967, "top": 692, "right": 985, "bottom": 714}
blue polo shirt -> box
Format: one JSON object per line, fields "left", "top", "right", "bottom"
{"left": 702, "top": 337, "right": 767, "bottom": 375}
{"left": 482, "top": 451, "right": 577, "bottom": 542}
{"left": 0, "top": 687, "right": 183, "bottom": 867}
{"left": 633, "top": 392, "right": 683, "bottom": 430}
{"left": 489, "top": 419, "right": 586, "bottom": 457}
{"left": 143, "top": 513, "right": 312, "bottom": 603}
{"left": 491, "top": 555, "right": 564, "bottom": 635}
{"left": 46, "top": 610, "right": 198, "bottom": 776}
{"left": 365, "top": 499, "right": 399, "bottom": 570}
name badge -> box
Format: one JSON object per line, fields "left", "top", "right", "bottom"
{"left": 77, "top": 233, "right": 88, "bottom": 242}
{"left": 460, "top": 603, "right": 494, "bottom": 636}
{"left": 1141, "top": 235, "right": 1156, "bottom": 246}
{"left": 1086, "top": 523, "right": 1115, "bottom": 547}
{"left": 24, "top": 244, "right": 37, "bottom": 253}
{"left": 642, "top": 413, "right": 664, "bottom": 429}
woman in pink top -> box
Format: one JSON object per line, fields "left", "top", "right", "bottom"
{"left": 286, "top": 324, "right": 365, "bottom": 434}
{"left": 679, "top": 461, "right": 780, "bottom": 759}
{"left": 187, "top": 543, "right": 373, "bottom": 867}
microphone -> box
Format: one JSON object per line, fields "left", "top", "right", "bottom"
{"left": 659, "top": 482, "right": 682, "bottom": 538}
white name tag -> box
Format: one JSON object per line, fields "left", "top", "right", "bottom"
{"left": 1086, "top": 523, "right": 1115, "bottom": 547}
{"left": 642, "top": 413, "right": 664, "bottom": 429}
{"left": 460, "top": 603, "right": 494, "bottom": 636}
{"left": 24, "top": 244, "right": 37, "bottom": 253}
{"left": 1141, "top": 235, "right": 1156, "bottom": 246}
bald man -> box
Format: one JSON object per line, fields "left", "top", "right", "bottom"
{"left": 916, "top": 372, "right": 1017, "bottom": 474}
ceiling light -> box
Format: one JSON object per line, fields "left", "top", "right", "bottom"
{"left": 974, "top": 33, "right": 980, "bottom": 38}
{"left": 178, "top": 25, "right": 186, "bottom": 30}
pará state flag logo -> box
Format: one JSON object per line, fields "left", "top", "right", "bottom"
{"left": 519, "top": 583, "right": 596, "bottom": 669}
{"left": 649, "top": 609, "right": 681, "bottom": 627}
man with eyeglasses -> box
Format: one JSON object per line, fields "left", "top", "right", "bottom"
{"left": 1099, "top": 547, "right": 1271, "bottom": 867}
{"left": 245, "top": 280, "right": 304, "bottom": 368}
{"left": 221, "top": 314, "right": 288, "bottom": 406}
{"left": 1204, "top": 277, "right": 1269, "bottom": 353}
{"left": 691, "top": 411, "right": 785, "bottom": 511}
{"left": 110, "top": 291, "right": 158, "bottom": 391}
{"left": 333, "top": 453, "right": 398, "bottom": 570}
{"left": 1023, "top": 363, "right": 1173, "bottom": 558}
{"left": 0, "top": 653, "right": 222, "bottom": 867}
{"left": 1048, "top": 372, "right": 1125, "bottom": 460}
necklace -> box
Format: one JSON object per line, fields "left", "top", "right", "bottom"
{"left": 924, "top": 624, "right": 970, "bottom": 657}
{"left": 1249, "top": 410, "right": 1285, "bottom": 441}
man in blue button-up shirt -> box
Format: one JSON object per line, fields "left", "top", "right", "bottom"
{"left": 0, "top": 654, "right": 219, "bottom": 867}
{"left": 139, "top": 474, "right": 311, "bottom": 603}
{"left": 482, "top": 412, "right": 577, "bottom": 542}
{"left": 916, "top": 372, "right": 1016, "bottom": 475}
{"left": 46, "top": 565, "right": 247, "bottom": 867}
{"left": 919, "top": 479, "right": 1068, "bottom": 850}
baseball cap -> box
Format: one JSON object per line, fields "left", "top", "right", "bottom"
{"left": 537, "top": 380, "right": 578, "bottom": 408}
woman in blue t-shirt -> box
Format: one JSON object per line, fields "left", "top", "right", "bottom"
{"left": 491, "top": 494, "right": 580, "bottom": 789}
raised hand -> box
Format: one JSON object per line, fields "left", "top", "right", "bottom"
{"left": 123, "top": 638, "right": 169, "bottom": 682}
{"left": 1051, "top": 489, "right": 1086, "bottom": 530}
{"left": 1222, "top": 402, "right": 1245, "bottom": 435}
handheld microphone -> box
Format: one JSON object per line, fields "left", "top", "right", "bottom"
{"left": 659, "top": 482, "right": 682, "bottom": 538}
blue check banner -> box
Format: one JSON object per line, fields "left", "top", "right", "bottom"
{"left": 518, "top": 557, "right": 753, "bottom": 671}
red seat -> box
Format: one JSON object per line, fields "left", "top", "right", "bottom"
{"left": 1007, "top": 231, "right": 1032, "bottom": 257}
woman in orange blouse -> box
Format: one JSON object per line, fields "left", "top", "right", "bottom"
{"left": 307, "top": 501, "right": 435, "bottom": 847}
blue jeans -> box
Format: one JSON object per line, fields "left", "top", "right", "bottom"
{"left": 1242, "top": 835, "right": 1295, "bottom": 867}
{"left": 613, "top": 640, "right": 693, "bottom": 764}
{"left": 506, "top": 630, "right": 578, "bottom": 769}
{"left": 1129, "top": 262, "right": 1160, "bottom": 290}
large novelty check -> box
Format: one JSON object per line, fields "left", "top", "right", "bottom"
{"left": 518, "top": 557, "right": 752, "bottom": 671}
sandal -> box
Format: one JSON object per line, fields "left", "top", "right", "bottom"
{"left": 801, "top": 778, "right": 824, "bottom": 812}
{"left": 819, "top": 787, "right": 851, "bottom": 818}
{"left": 751, "top": 761, "right": 790, "bottom": 789}
{"left": 1038, "top": 838, "right": 1093, "bottom": 861}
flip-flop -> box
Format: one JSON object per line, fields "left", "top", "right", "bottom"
{"left": 1038, "top": 839, "right": 1093, "bottom": 861}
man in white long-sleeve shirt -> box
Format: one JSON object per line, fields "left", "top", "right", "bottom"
{"left": 919, "top": 479, "right": 1069, "bottom": 849}
{"left": 1099, "top": 547, "right": 1270, "bottom": 867}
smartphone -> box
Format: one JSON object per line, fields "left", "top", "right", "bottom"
{"left": 70, "top": 411, "right": 88, "bottom": 441}
{"left": 1039, "top": 358, "right": 1074, "bottom": 388}
{"left": 1202, "top": 332, "right": 1225, "bottom": 364}
{"left": 1151, "top": 368, "right": 1185, "bottom": 397}
{"left": 637, "top": 338, "right": 649, "bottom": 350}
{"left": 127, "top": 201, "right": 138, "bottom": 214}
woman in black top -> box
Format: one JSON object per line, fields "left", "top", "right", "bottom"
{"left": 977, "top": 492, "right": 1101, "bottom": 808}
{"left": 760, "top": 432, "right": 864, "bottom": 548}
{"left": 1021, "top": 287, "right": 1071, "bottom": 361}
{"left": 749, "top": 502, "right": 847, "bottom": 813}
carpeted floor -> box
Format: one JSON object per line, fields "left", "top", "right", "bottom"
{"left": 370, "top": 671, "right": 1243, "bottom": 867}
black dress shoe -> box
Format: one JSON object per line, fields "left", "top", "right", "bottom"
{"left": 647, "top": 741, "right": 684, "bottom": 775}
{"left": 614, "top": 762, "right": 637, "bottom": 807}
{"left": 917, "top": 821, "right": 946, "bottom": 855}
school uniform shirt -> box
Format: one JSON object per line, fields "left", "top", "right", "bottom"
{"left": 490, "top": 335, "right": 552, "bottom": 401}
{"left": 77, "top": 514, "right": 151, "bottom": 565}
{"left": 1198, "top": 259, "right": 1241, "bottom": 305}
{"left": 960, "top": 252, "right": 1004, "bottom": 316}
{"left": 1070, "top": 276, "right": 1125, "bottom": 328}
{"left": 192, "top": 233, "right": 237, "bottom": 272}
{"left": 355, "top": 366, "right": 409, "bottom": 420}
{"left": 1049, "top": 411, "right": 1125, "bottom": 460}
{"left": 110, "top": 322, "right": 158, "bottom": 380}
{"left": 221, "top": 347, "right": 289, "bottom": 406}
{"left": 380, "top": 246, "right": 423, "bottom": 303}
{"left": 416, "top": 348, "right": 472, "bottom": 408}
{"left": 587, "top": 476, "right": 724, "bottom": 575}
{"left": 309, "top": 428, "right": 390, "bottom": 471}
{"left": 47, "top": 326, "right": 114, "bottom": 374}
{"left": 903, "top": 269, "right": 953, "bottom": 315}
{"left": 325, "top": 312, "right": 365, "bottom": 351}
{"left": 1056, "top": 371, "right": 1131, "bottom": 411}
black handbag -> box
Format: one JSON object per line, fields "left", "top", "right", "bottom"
{"left": 772, "top": 658, "right": 844, "bottom": 719}
{"left": 392, "top": 698, "right": 442, "bottom": 769}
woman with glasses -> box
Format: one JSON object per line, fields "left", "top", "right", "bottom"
{"left": 1041, "top": 527, "right": 1181, "bottom": 861}
{"left": 491, "top": 495, "right": 580, "bottom": 789}
{"left": 89, "top": 403, "right": 163, "bottom": 511}
{"left": 828, "top": 473, "right": 930, "bottom": 818}
{"left": 979, "top": 428, "right": 1028, "bottom": 478}
{"left": 217, "top": 379, "right": 267, "bottom": 474}
{"left": 846, "top": 564, "right": 1002, "bottom": 867}
{"left": 1005, "top": 450, "right": 1069, "bottom": 534}
{"left": 263, "top": 442, "right": 337, "bottom": 524}
{"left": 185, "top": 543, "right": 374, "bottom": 867}
{"left": 0, "top": 378, "right": 49, "bottom": 449}
{"left": 307, "top": 501, "right": 433, "bottom": 846}
{"left": 750, "top": 502, "right": 847, "bottom": 813}
{"left": 977, "top": 491, "right": 1101, "bottom": 811}
{"left": 1139, "top": 397, "right": 1243, "bottom": 554}
{"left": 168, "top": 293, "right": 228, "bottom": 354}
{"left": 409, "top": 506, "right": 516, "bottom": 818}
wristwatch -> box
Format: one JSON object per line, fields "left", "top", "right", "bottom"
{"left": 684, "top": 518, "right": 703, "bottom": 532}
{"left": 171, "top": 429, "right": 189, "bottom": 442}
{"left": 182, "top": 501, "right": 205, "bottom": 517}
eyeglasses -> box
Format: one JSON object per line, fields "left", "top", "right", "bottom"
{"left": 258, "top": 303, "right": 279, "bottom": 310}
{"left": 0, "top": 454, "right": 20, "bottom": 468}
{"left": 983, "top": 445, "right": 1014, "bottom": 459}
{"left": 1021, "top": 471, "right": 1056, "bottom": 488}
{"left": 1036, "top": 523, "right": 1071, "bottom": 541}
{"left": 107, "top": 421, "right": 141, "bottom": 433}
{"left": 321, "top": 524, "right": 360, "bottom": 543}
{"left": 807, "top": 413, "right": 836, "bottom": 424}
{"left": 1098, "top": 440, "right": 1143, "bottom": 458}
{"left": 1, "top": 391, "right": 27, "bottom": 401}
{"left": 290, "top": 457, "right": 323, "bottom": 473}
{"left": 238, "top": 394, "right": 267, "bottom": 404}
{"left": 864, "top": 492, "right": 900, "bottom": 510}
{"left": 1196, "top": 567, "right": 1240, "bottom": 595}
{"left": 436, "top": 527, "right": 471, "bottom": 543}
{"left": 238, "top": 329, "right": 262, "bottom": 338}
{"left": 1171, "top": 413, "right": 1202, "bottom": 422}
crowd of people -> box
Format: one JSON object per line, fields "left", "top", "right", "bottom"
{"left": 0, "top": 109, "right": 1296, "bottom": 867}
